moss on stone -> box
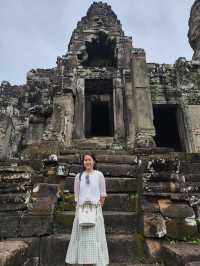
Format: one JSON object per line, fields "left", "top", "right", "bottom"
{"left": 53, "top": 211, "right": 74, "bottom": 233}
{"left": 23, "top": 143, "right": 59, "bottom": 160}
{"left": 166, "top": 218, "right": 200, "bottom": 241}
{"left": 56, "top": 192, "right": 75, "bottom": 211}
{"left": 129, "top": 192, "right": 139, "bottom": 212}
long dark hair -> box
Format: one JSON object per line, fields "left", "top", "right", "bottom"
{"left": 81, "top": 152, "right": 97, "bottom": 171}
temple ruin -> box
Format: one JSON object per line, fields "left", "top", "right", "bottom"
{"left": 1, "top": 1, "right": 200, "bottom": 265}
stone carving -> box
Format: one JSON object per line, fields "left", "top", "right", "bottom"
{"left": 1, "top": 2, "right": 200, "bottom": 265}
{"left": 188, "top": 0, "right": 200, "bottom": 61}
{"left": 135, "top": 130, "right": 156, "bottom": 148}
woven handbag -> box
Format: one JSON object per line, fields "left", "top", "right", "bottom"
{"left": 78, "top": 204, "right": 97, "bottom": 227}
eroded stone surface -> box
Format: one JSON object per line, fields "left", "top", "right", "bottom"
{"left": 144, "top": 213, "right": 167, "bottom": 238}
{"left": 0, "top": 240, "right": 28, "bottom": 266}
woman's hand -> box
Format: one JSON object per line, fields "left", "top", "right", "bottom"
{"left": 100, "top": 197, "right": 105, "bottom": 207}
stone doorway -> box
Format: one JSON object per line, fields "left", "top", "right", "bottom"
{"left": 85, "top": 79, "right": 114, "bottom": 138}
{"left": 153, "top": 105, "right": 183, "bottom": 151}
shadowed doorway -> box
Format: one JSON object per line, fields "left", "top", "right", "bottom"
{"left": 153, "top": 105, "right": 182, "bottom": 151}
{"left": 85, "top": 79, "right": 114, "bottom": 138}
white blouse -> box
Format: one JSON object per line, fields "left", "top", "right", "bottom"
{"left": 74, "top": 170, "right": 107, "bottom": 205}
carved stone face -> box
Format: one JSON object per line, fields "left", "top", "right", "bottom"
{"left": 188, "top": 1, "right": 200, "bottom": 60}
{"left": 93, "top": 16, "right": 104, "bottom": 26}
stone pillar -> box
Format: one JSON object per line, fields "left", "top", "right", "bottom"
{"left": 186, "top": 105, "right": 200, "bottom": 152}
{"left": 124, "top": 70, "right": 136, "bottom": 150}
{"left": 73, "top": 78, "right": 85, "bottom": 139}
{"left": 49, "top": 92, "right": 74, "bottom": 146}
{"left": 113, "top": 78, "right": 125, "bottom": 147}
{"left": 132, "top": 49, "right": 155, "bottom": 148}
{"left": 0, "top": 114, "right": 13, "bottom": 159}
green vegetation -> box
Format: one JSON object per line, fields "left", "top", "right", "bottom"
{"left": 129, "top": 192, "right": 139, "bottom": 212}
{"left": 56, "top": 192, "right": 75, "bottom": 211}
{"left": 166, "top": 235, "right": 200, "bottom": 245}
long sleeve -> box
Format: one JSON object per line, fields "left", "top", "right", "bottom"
{"left": 99, "top": 172, "right": 107, "bottom": 197}
{"left": 74, "top": 173, "right": 80, "bottom": 203}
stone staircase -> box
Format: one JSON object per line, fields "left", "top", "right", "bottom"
{"left": 0, "top": 161, "right": 33, "bottom": 239}
{"left": 2, "top": 150, "right": 200, "bottom": 265}
{"left": 141, "top": 152, "right": 200, "bottom": 266}
{"left": 55, "top": 150, "right": 142, "bottom": 265}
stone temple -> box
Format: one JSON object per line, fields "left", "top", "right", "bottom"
{"left": 2, "top": 1, "right": 200, "bottom": 265}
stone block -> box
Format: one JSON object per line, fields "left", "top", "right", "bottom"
{"left": 69, "top": 163, "right": 140, "bottom": 177}
{"left": 145, "top": 239, "right": 162, "bottom": 258}
{"left": 54, "top": 211, "right": 137, "bottom": 234}
{"left": 0, "top": 193, "right": 27, "bottom": 211}
{"left": 103, "top": 193, "right": 131, "bottom": 211}
{"left": 64, "top": 176, "right": 138, "bottom": 193}
{"left": 95, "top": 154, "right": 138, "bottom": 164}
{"left": 158, "top": 199, "right": 194, "bottom": 219}
{"left": 185, "top": 262, "right": 200, "bottom": 266}
{"left": 21, "top": 237, "right": 40, "bottom": 261}
{"left": 58, "top": 154, "right": 80, "bottom": 164}
{"left": 144, "top": 213, "right": 166, "bottom": 238}
{"left": 0, "top": 240, "right": 28, "bottom": 266}
{"left": 30, "top": 197, "right": 57, "bottom": 215}
{"left": 96, "top": 163, "right": 140, "bottom": 177}
{"left": 53, "top": 211, "right": 75, "bottom": 234}
{"left": 27, "top": 183, "right": 60, "bottom": 215}
{"left": 0, "top": 211, "right": 22, "bottom": 239}
{"left": 141, "top": 197, "right": 160, "bottom": 213}
{"left": 23, "top": 257, "right": 39, "bottom": 266}
{"left": 162, "top": 243, "right": 200, "bottom": 266}
{"left": 40, "top": 234, "right": 68, "bottom": 266}
{"left": 166, "top": 218, "right": 199, "bottom": 240}
{"left": 18, "top": 212, "right": 53, "bottom": 237}
{"left": 0, "top": 172, "right": 31, "bottom": 183}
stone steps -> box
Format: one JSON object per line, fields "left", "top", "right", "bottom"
{"left": 104, "top": 193, "right": 135, "bottom": 211}
{"left": 162, "top": 243, "right": 200, "bottom": 266}
{"left": 58, "top": 193, "right": 137, "bottom": 212}
{"left": 0, "top": 193, "right": 27, "bottom": 211}
{"left": 64, "top": 176, "right": 138, "bottom": 193}
{"left": 39, "top": 233, "right": 138, "bottom": 265}
{"left": 146, "top": 172, "right": 200, "bottom": 183}
{"left": 59, "top": 153, "right": 139, "bottom": 165}
{"left": 58, "top": 153, "right": 139, "bottom": 265}
{"left": 143, "top": 181, "right": 200, "bottom": 194}
{"left": 0, "top": 183, "right": 28, "bottom": 194}
{"left": 54, "top": 211, "right": 137, "bottom": 234}
{"left": 60, "top": 148, "right": 131, "bottom": 156}
{"left": 69, "top": 163, "right": 141, "bottom": 177}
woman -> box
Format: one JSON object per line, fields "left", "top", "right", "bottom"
{"left": 65, "top": 153, "right": 109, "bottom": 266}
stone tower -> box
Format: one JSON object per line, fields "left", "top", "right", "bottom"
{"left": 56, "top": 1, "right": 155, "bottom": 150}
{"left": 1, "top": 1, "right": 200, "bottom": 158}
{"left": 2, "top": 2, "right": 200, "bottom": 266}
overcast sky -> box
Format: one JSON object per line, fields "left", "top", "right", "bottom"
{"left": 0, "top": 0, "right": 194, "bottom": 85}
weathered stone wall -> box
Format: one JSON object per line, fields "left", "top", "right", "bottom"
{"left": 2, "top": 1, "right": 200, "bottom": 156}
{"left": 148, "top": 57, "right": 200, "bottom": 152}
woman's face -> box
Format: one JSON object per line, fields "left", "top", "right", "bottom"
{"left": 83, "top": 155, "right": 95, "bottom": 171}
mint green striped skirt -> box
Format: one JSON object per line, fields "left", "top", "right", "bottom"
{"left": 65, "top": 204, "right": 109, "bottom": 265}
